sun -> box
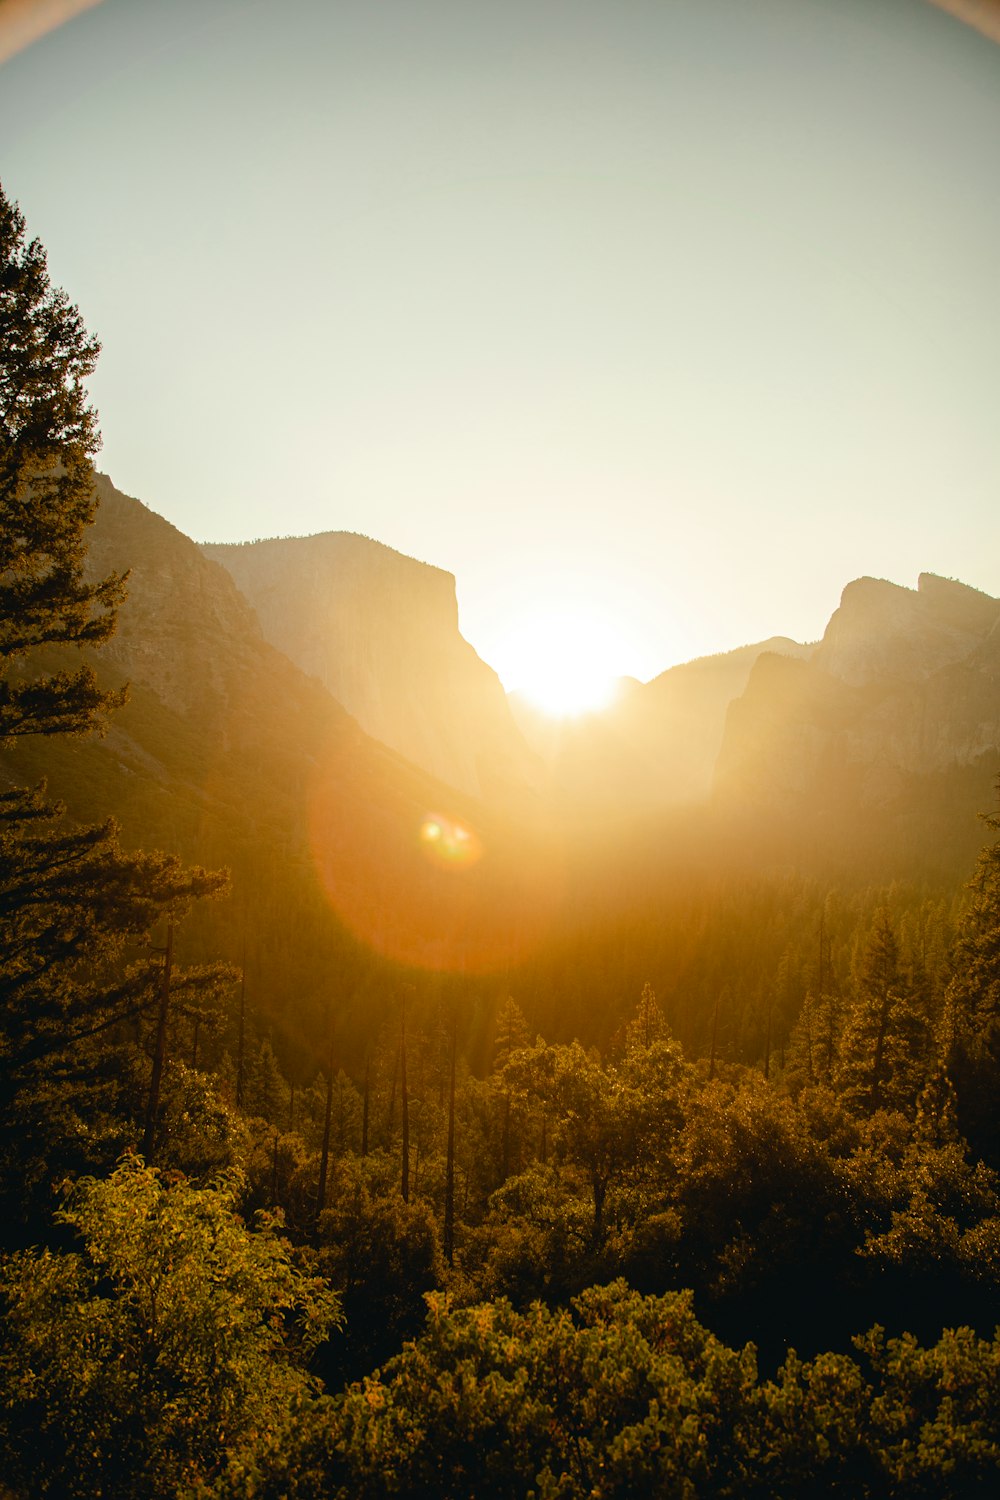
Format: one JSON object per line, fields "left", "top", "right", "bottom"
{"left": 492, "top": 605, "right": 641, "bottom": 719}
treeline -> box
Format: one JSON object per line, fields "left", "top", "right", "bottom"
{"left": 4, "top": 910, "right": 1000, "bottom": 1494}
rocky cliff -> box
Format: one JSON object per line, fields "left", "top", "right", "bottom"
{"left": 202, "top": 533, "right": 539, "bottom": 806}
{"left": 814, "top": 573, "right": 1000, "bottom": 688}
{"left": 511, "top": 637, "right": 812, "bottom": 816}
{"left": 713, "top": 574, "right": 1000, "bottom": 866}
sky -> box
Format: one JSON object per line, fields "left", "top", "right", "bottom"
{"left": 1, "top": 0, "right": 999, "bottom": 698}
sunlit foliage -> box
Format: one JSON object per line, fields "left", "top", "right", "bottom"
{"left": 0, "top": 1158, "right": 341, "bottom": 1498}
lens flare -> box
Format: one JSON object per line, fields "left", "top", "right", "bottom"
{"left": 306, "top": 744, "right": 562, "bottom": 975}
{"left": 420, "top": 812, "right": 482, "bottom": 868}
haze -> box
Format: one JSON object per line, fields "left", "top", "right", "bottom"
{"left": 1, "top": 0, "right": 998, "bottom": 696}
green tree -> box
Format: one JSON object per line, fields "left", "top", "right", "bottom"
{"left": 321, "top": 1280, "right": 1000, "bottom": 1498}
{"left": 672, "top": 1077, "right": 847, "bottom": 1312}
{"left": 0, "top": 784, "right": 230, "bottom": 1207}
{"left": 0, "top": 183, "right": 125, "bottom": 740}
{"left": 620, "top": 981, "right": 671, "bottom": 1055}
{"left": 0, "top": 1157, "right": 341, "bottom": 1499}
{"left": 836, "top": 907, "right": 930, "bottom": 1115}
{"left": 316, "top": 1156, "right": 443, "bottom": 1381}
{"left": 501, "top": 1037, "right": 687, "bottom": 1252}
{"left": 0, "top": 184, "right": 229, "bottom": 1216}
{"left": 247, "top": 1038, "right": 291, "bottom": 1124}
{"left": 946, "top": 788, "right": 1000, "bottom": 1163}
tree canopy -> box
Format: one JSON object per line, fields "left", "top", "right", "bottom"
{"left": 0, "top": 183, "right": 126, "bottom": 741}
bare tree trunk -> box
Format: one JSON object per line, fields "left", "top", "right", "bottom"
{"left": 870, "top": 993, "right": 893, "bottom": 1111}
{"left": 361, "top": 1055, "right": 370, "bottom": 1159}
{"left": 709, "top": 990, "right": 721, "bottom": 1081}
{"left": 501, "top": 1090, "right": 511, "bottom": 1180}
{"left": 142, "top": 923, "right": 173, "bottom": 1160}
{"left": 236, "top": 935, "right": 247, "bottom": 1109}
{"left": 400, "top": 994, "right": 410, "bottom": 1203}
{"left": 316, "top": 1032, "right": 335, "bottom": 1221}
{"left": 444, "top": 1009, "right": 457, "bottom": 1265}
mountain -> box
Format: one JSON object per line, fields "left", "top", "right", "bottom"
{"left": 714, "top": 574, "right": 1000, "bottom": 870}
{"left": 1, "top": 477, "right": 559, "bottom": 1059}
{"left": 7, "top": 475, "right": 999, "bottom": 1062}
{"left": 509, "top": 638, "right": 812, "bottom": 817}
{"left": 202, "top": 533, "right": 539, "bottom": 807}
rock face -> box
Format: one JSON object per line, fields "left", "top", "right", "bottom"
{"left": 203, "top": 533, "right": 539, "bottom": 806}
{"left": 626, "top": 637, "right": 814, "bottom": 804}
{"left": 814, "top": 573, "right": 1000, "bottom": 688}
{"left": 511, "top": 638, "right": 812, "bottom": 815}
{"left": 84, "top": 476, "right": 274, "bottom": 730}
{"left": 713, "top": 575, "right": 1000, "bottom": 858}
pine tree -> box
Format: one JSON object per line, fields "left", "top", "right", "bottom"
{"left": 942, "top": 784, "right": 1000, "bottom": 1163}
{"left": 948, "top": 787, "right": 1000, "bottom": 1037}
{"left": 0, "top": 184, "right": 126, "bottom": 741}
{"left": 247, "top": 1039, "right": 289, "bottom": 1124}
{"left": 836, "top": 907, "right": 930, "bottom": 1115}
{"left": 0, "top": 185, "right": 228, "bottom": 1211}
{"left": 492, "top": 996, "right": 530, "bottom": 1183}
{"left": 622, "top": 981, "right": 671, "bottom": 1056}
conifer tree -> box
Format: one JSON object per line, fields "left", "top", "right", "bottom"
{"left": 836, "top": 907, "right": 930, "bottom": 1115}
{"left": 948, "top": 789, "right": 1000, "bottom": 1037}
{"left": 0, "top": 184, "right": 126, "bottom": 741}
{"left": 942, "top": 785, "right": 1000, "bottom": 1162}
{"left": 622, "top": 981, "right": 671, "bottom": 1055}
{"left": 493, "top": 995, "right": 530, "bottom": 1070}
{"left": 0, "top": 184, "right": 228, "bottom": 1206}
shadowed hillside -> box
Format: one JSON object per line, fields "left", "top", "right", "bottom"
{"left": 203, "top": 531, "right": 540, "bottom": 809}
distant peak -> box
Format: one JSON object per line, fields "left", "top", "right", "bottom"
{"left": 917, "top": 571, "right": 995, "bottom": 602}
{"left": 838, "top": 575, "right": 913, "bottom": 608}
{"left": 917, "top": 571, "right": 1000, "bottom": 632}
{"left": 204, "top": 528, "right": 447, "bottom": 573}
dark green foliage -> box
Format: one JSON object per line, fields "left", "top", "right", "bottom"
{"left": 316, "top": 1157, "right": 443, "bottom": 1379}
{"left": 671, "top": 1077, "right": 847, "bottom": 1306}
{"left": 946, "top": 790, "right": 1000, "bottom": 1164}
{"left": 0, "top": 186, "right": 231, "bottom": 1224}
{"left": 949, "top": 793, "right": 1000, "bottom": 1033}
{"left": 501, "top": 1035, "right": 688, "bottom": 1251}
{"left": 0, "top": 780, "right": 232, "bottom": 1223}
{"left": 0, "top": 782, "right": 227, "bottom": 1100}
{"left": 837, "top": 907, "right": 933, "bottom": 1115}
{"left": 0, "top": 184, "right": 125, "bottom": 741}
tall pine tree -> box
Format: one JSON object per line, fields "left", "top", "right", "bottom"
{"left": 836, "top": 907, "right": 930, "bottom": 1116}
{"left": 0, "top": 186, "right": 125, "bottom": 740}
{"left": 0, "top": 184, "right": 229, "bottom": 1216}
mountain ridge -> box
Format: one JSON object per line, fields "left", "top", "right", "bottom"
{"left": 202, "top": 530, "right": 541, "bottom": 808}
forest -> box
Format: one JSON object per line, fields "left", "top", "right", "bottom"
{"left": 2, "top": 184, "right": 1000, "bottom": 1498}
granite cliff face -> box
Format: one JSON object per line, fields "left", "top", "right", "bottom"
{"left": 83, "top": 476, "right": 276, "bottom": 731}
{"left": 713, "top": 574, "right": 1000, "bottom": 854}
{"left": 511, "top": 638, "right": 812, "bottom": 816}
{"left": 814, "top": 573, "right": 1000, "bottom": 688}
{"left": 203, "top": 533, "right": 539, "bottom": 806}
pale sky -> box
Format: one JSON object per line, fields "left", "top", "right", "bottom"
{"left": 2, "top": 0, "right": 999, "bottom": 693}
